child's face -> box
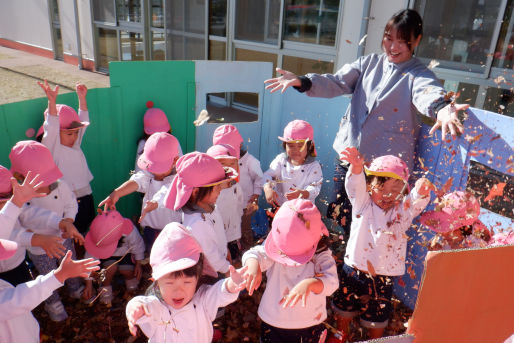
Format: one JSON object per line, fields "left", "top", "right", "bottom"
{"left": 369, "top": 177, "right": 406, "bottom": 211}
{"left": 199, "top": 183, "right": 222, "bottom": 206}
{"left": 158, "top": 273, "right": 198, "bottom": 309}
{"left": 60, "top": 130, "right": 79, "bottom": 148}
{"left": 285, "top": 141, "right": 308, "bottom": 165}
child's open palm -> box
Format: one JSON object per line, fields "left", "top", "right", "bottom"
{"left": 37, "top": 80, "right": 59, "bottom": 104}
{"left": 10, "top": 171, "right": 45, "bottom": 207}
{"left": 53, "top": 250, "right": 100, "bottom": 283}
{"left": 340, "top": 146, "right": 364, "bottom": 174}
{"left": 279, "top": 278, "right": 317, "bottom": 308}
{"left": 226, "top": 265, "right": 248, "bottom": 293}
{"left": 126, "top": 300, "right": 151, "bottom": 336}
{"left": 243, "top": 258, "right": 262, "bottom": 296}
{"left": 75, "top": 83, "right": 88, "bottom": 99}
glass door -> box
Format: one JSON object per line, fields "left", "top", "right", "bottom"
{"left": 49, "top": 0, "right": 63, "bottom": 60}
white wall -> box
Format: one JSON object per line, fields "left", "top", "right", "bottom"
{"left": 58, "top": 0, "right": 78, "bottom": 56}
{"left": 0, "top": 0, "right": 53, "bottom": 50}
{"left": 78, "top": 0, "right": 95, "bottom": 61}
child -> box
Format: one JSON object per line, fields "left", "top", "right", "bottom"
{"left": 163, "top": 152, "right": 237, "bottom": 277}
{"left": 212, "top": 124, "right": 263, "bottom": 249}
{"left": 9, "top": 140, "right": 86, "bottom": 321}
{"left": 38, "top": 80, "right": 95, "bottom": 235}
{"left": 421, "top": 191, "right": 491, "bottom": 250}
{"left": 242, "top": 198, "right": 338, "bottom": 343}
{"left": 0, "top": 238, "right": 99, "bottom": 343}
{"left": 84, "top": 210, "right": 145, "bottom": 306}
{"left": 262, "top": 120, "right": 323, "bottom": 208}
{"left": 331, "top": 147, "right": 433, "bottom": 339}
{"left": 126, "top": 222, "right": 246, "bottom": 342}
{"left": 135, "top": 101, "right": 183, "bottom": 173}
{"left": 206, "top": 144, "right": 245, "bottom": 260}
{"left": 99, "top": 132, "right": 182, "bottom": 252}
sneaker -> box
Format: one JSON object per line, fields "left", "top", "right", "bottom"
{"left": 125, "top": 278, "right": 139, "bottom": 292}
{"left": 100, "top": 285, "right": 113, "bottom": 307}
{"left": 69, "top": 285, "right": 85, "bottom": 300}
{"left": 45, "top": 300, "right": 68, "bottom": 322}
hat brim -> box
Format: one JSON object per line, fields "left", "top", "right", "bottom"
{"left": 264, "top": 235, "right": 316, "bottom": 267}
{"left": 15, "top": 166, "right": 63, "bottom": 188}
{"left": 84, "top": 232, "right": 118, "bottom": 259}
{"left": 200, "top": 167, "right": 238, "bottom": 187}
{"left": 278, "top": 136, "right": 307, "bottom": 143}
{"left": 364, "top": 167, "right": 406, "bottom": 182}
{"left": 0, "top": 239, "right": 18, "bottom": 261}
{"left": 152, "top": 255, "right": 200, "bottom": 281}
{"left": 62, "top": 121, "right": 89, "bottom": 131}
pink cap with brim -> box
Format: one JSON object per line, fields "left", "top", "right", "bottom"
{"left": 206, "top": 144, "right": 238, "bottom": 160}
{"left": 364, "top": 155, "right": 409, "bottom": 183}
{"left": 137, "top": 132, "right": 179, "bottom": 174}
{"left": 144, "top": 101, "right": 171, "bottom": 135}
{"left": 265, "top": 198, "right": 328, "bottom": 266}
{"left": 84, "top": 210, "right": 133, "bottom": 259}
{"left": 420, "top": 191, "right": 480, "bottom": 233}
{"left": 278, "top": 120, "right": 317, "bottom": 156}
{"left": 46, "top": 105, "right": 89, "bottom": 131}
{"left": 9, "top": 141, "right": 63, "bottom": 187}
{"left": 164, "top": 152, "right": 238, "bottom": 211}
{"left": 0, "top": 239, "right": 18, "bottom": 261}
{"left": 0, "top": 166, "right": 14, "bottom": 201}
{"left": 212, "top": 125, "right": 243, "bottom": 153}
{"left": 150, "top": 222, "right": 202, "bottom": 281}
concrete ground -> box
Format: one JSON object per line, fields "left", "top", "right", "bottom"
{"left": 0, "top": 46, "right": 109, "bottom": 105}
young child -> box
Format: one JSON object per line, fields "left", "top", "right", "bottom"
{"left": 206, "top": 144, "right": 245, "bottom": 260}
{"left": 126, "top": 222, "right": 246, "bottom": 342}
{"left": 135, "top": 101, "right": 183, "bottom": 173}
{"left": 331, "top": 147, "right": 434, "bottom": 339}
{"left": 421, "top": 191, "right": 491, "bottom": 250}
{"left": 242, "top": 198, "right": 338, "bottom": 342}
{"left": 9, "top": 140, "right": 86, "bottom": 321}
{"left": 163, "top": 152, "right": 237, "bottom": 277}
{"left": 262, "top": 120, "right": 323, "bottom": 208}
{"left": 212, "top": 124, "right": 263, "bottom": 249}
{"left": 38, "top": 81, "right": 95, "bottom": 235}
{"left": 0, "top": 238, "right": 99, "bottom": 343}
{"left": 99, "top": 132, "right": 182, "bottom": 252}
{"left": 84, "top": 210, "right": 145, "bottom": 306}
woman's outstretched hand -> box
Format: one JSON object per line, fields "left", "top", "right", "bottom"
{"left": 430, "top": 103, "right": 469, "bottom": 140}
{"left": 264, "top": 68, "right": 301, "bottom": 93}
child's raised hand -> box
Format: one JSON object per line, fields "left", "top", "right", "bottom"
{"left": 126, "top": 300, "right": 151, "bottom": 336}
{"left": 75, "top": 83, "right": 88, "bottom": 98}
{"left": 243, "top": 258, "right": 262, "bottom": 296}
{"left": 279, "top": 278, "right": 317, "bottom": 308}
{"left": 226, "top": 265, "right": 248, "bottom": 293}
{"left": 264, "top": 68, "right": 301, "bottom": 93}
{"left": 58, "top": 220, "right": 85, "bottom": 245}
{"left": 37, "top": 80, "right": 59, "bottom": 114}
{"left": 31, "top": 234, "right": 66, "bottom": 258}
{"left": 340, "top": 147, "right": 364, "bottom": 174}
{"left": 10, "top": 171, "right": 45, "bottom": 208}
{"left": 138, "top": 200, "right": 158, "bottom": 223}
{"left": 53, "top": 250, "right": 100, "bottom": 284}
{"left": 98, "top": 190, "right": 120, "bottom": 212}
{"left": 415, "top": 177, "right": 435, "bottom": 197}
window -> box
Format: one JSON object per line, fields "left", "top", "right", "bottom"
{"left": 116, "top": 0, "right": 142, "bottom": 23}
{"left": 415, "top": 0, "right": 514, "bottom": 117}
{"left": 235, "top": 0, "right": 281, "bottom": 44}
{"left": 283, "top": 55, "right": 334, "bottom": 76}
{"left": 98, "top": 28, "right": 119, "bottom": 70}
{"left": 206, "top": 93, "right": 259, "bottom": 123}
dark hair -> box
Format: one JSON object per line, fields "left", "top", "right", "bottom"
{"left": 35, "top": 134, "right": 43, "bottom": 143}
{"left": 282, "top": 140, "right": 316, "bottom": 157}
{"left": 383, "top": 9, "right": 423, "bottom": 49}
{"left": 184, "top": 185, "right": 216, "bottom": 209}
{"left": 137, "top": 129, "right": 172, "bottom": 145}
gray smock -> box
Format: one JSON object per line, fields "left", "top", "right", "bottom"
{"left": 299, "top": 53, "right": 448, "bottom": 172}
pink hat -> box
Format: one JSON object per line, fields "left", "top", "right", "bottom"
{"left": 278, "top": 120, "right": 314, "bottom": 142}
{"left": 265, "top": 198, "right": 328, "bottom": 266}
{"left": 9, "top": 141, "right": 63, "bottom": 187}
{"left": 164, "top": 152, "right": 238, "bottom": 211}
{"left": 150, "top": 222, "right": 202, "bottom": 280}
{"left": 489, "top": 230, "right": 514, "bottom": 246}
{"left": 420, "top": 191, "right": 480, "bottom": 233}
{"left": 0, "top": 238, "right": 18, "bottom": 261}
{"left": 0, "top": 166, "right": 14, "bottom": 201}
{"left": 46, "top": 105, "right": 89, "bottom": 130}
{"left": 137, "top": 132, "right": 180, "bottom": 174}
{"left": 212, "top": 125, "right": 243, "bottom": 152}
{"left": 206, "top": 144, "right": 238, "bottom": 160}
{"left": 364, "top": 155, "right": 409, "bottom": 183}
{"left": 143, "top": 101, "right": 171, "bottom": 135}
{"left": 84, "top": 210, "right": 133, "bottom": 259}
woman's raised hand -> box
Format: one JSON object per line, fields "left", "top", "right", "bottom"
{"left": 264, "top": 68, "right": 302, "bottom": 93}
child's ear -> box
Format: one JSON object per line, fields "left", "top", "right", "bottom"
{"left": 12, "top": 172, "right": 25, "bottom": 183}
{"left": 191, "top": 188, "right": 199, "bottom": 202}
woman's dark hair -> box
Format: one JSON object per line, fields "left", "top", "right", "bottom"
{"left": 184, "top": 185, "right": 216, "bottom": 209}
{"left": 282, "top": 140, "right": 316, "bottom": 157}
{"left": 383, "top": 9, "right": 423, "bottom": 49}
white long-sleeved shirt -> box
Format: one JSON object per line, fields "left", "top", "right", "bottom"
{"left": 262, "top": 153, "right": 323, "bottom": 205}
{"left": 130, "top": 171, "right": 182, "bottom": 229}
{"left": 238, "top": 152, "right": 263, "bottom": 205}
{"left": 0, "top": 272, "right": 63, "bottom": 343}
{"left": 26, "top": 180, "right": 77, "bottom": 221}
{"left": 181, "top": 208, "right": 229, "bottom": 276}
{"left": 344, "top": 171, "right": 430, "bottom": 276}
{"left": 216, "top": 183, "right": 244, "bottom": 242}
{"left": 0, "top": 201, "right": 22, "bottom": 240}
{"left": 42, "top": 110, "right": 93, "bottom": 196}
{"left": 242, "top": 244, "right": 338, "bottom": 329}
{"left": 128, "top": 279, "right": 239, "bottom": 343}
{"left": 85, "top": 224, "right": 145, "bottom": 261}
{"left": 134, "top": 139, "right": 183, "bottom": 174}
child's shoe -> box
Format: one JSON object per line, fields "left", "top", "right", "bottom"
{"left": 69, "top": 285, "right": 85, "bottom": 299}
{"left": 100, "top": 285, "right": 113, "bottom": 307}
{"left": 125, "top": 278, "right": 139, "bottom": 293}
{"left": 45, "top": 300, "right": 68, "bottom": 322}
